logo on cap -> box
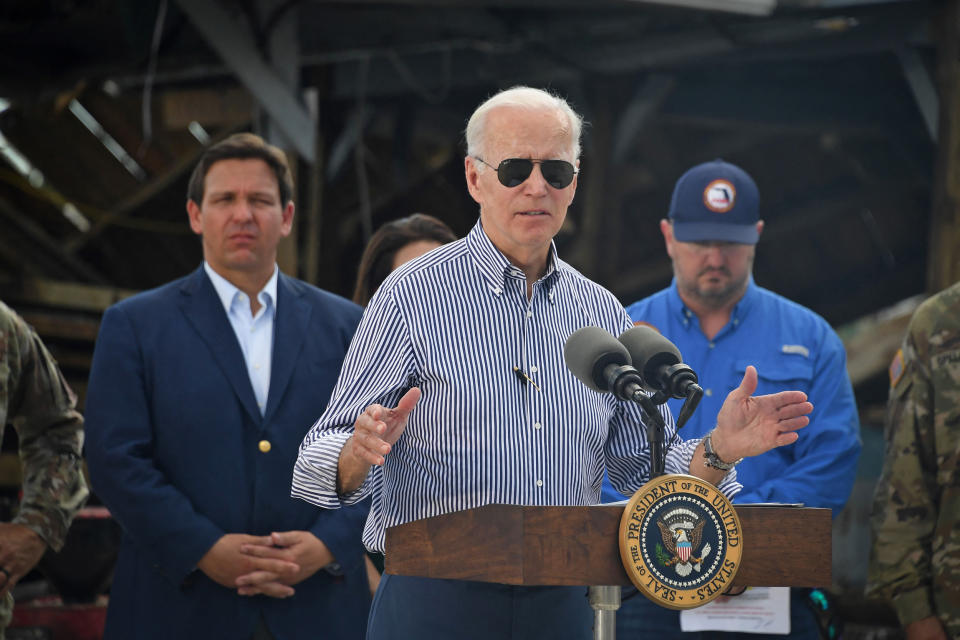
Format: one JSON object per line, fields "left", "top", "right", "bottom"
{"left": 703, "top": 180, "right": 736, "bottom": 213}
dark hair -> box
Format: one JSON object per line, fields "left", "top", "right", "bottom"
{"left": 352, "top": 213, "right": 458, "bottom": 305}
{"left": 186, "top": 132, "right": 294, "bottom": 206}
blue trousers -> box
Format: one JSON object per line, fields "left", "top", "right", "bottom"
{"left": 367, "top": 574, "right": 594, "bottom": 640}
{"left": 615, "top": 588, "right": 821, "bottom": 639}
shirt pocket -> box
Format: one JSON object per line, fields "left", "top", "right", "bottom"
{"left": 733, "top": 357, "right": 813, "bottom": 397}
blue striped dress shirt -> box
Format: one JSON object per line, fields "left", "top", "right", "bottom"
{"left": 293, "top": 221, "right": 740, "bottom": 553}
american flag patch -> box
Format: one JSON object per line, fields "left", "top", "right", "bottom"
{"left": 889, "top": 348, "right": 905, "bottom": 387}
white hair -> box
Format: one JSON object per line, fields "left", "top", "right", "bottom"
{"left": 465, "top": 86, "right": 583, "bottom": 163}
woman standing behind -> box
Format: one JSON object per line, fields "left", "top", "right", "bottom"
{"left": 352, "top": 213, "right": 458, "bottom": 306}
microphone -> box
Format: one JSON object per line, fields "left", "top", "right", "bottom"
{"left": 618, "top": 325, "right": 700, "bottom": 399}
{"left": 563, "top": 327, "right": 645, "bottom": 402}
{"left": 618, "top": 325, "right": 703, "bottom": 429}
{"left": 564, "top": 325, "right": 670, "bottom": 478}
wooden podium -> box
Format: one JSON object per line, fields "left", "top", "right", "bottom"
{"left": 385, "top": 503, "right": 831, "bottom": 639}
{"left": 385, "top": 503, "right": 831, "bottom": 588}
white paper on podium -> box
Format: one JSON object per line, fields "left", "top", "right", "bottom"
{"left": 679, "top": 587, "right": 790, "bottom": 634}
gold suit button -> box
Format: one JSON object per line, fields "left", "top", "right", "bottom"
{"left": 258, "top": 440, "right": 271, "bottom": 453}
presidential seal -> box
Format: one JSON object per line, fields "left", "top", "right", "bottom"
{"left": 619, "top": 474, "right": 743, "bottom": 610}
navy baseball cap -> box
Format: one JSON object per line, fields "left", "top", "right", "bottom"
{"left": 668, "top": 159, "right": 759, "bottom": 244}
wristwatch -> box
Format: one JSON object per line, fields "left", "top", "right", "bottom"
{"left": 702, "top": 430, "right": 742, "bottom": 471}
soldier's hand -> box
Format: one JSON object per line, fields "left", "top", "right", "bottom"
{"left": 905, "top": 616, "right": 948, "bottom": 640}
{"left": 0, "top": 523, "right": 47, "bottom": 597}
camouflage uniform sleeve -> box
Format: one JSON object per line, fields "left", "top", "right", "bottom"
{"left": 866, "top": 290, "right": 951, "bottom": 628}
{"left": 1, "top": 303, "right": 88, "bottom": 552}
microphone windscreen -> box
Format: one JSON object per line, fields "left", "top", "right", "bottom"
{"left": 564, "top": 327, "right": 631, "bottom": 392}
{"left": 619, "top": 326, "right": 682, "bottom": 391}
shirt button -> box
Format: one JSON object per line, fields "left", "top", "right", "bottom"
{"left": 733, "top": 319, "right": 740, "bottom": 326}
{"left": 254, "top": 363, "right": 261, "bottom": 370}
{"left": 526, "top": 310, "right": 533, "bottom": 318}
{"left": 530, "top": 365, "right": 538, "bottom": 373}
{"left": 493, "top": 287, "right": 502, "bottom": 295}
{"left": 705, "top": 389, "right": 713, "bottom": 397}
{"left": 533, "top": 422, "right": 542, "bottom": 430}
{"left": 536, "top": 480, "right": 543, "bottom": 487}
{"left": 708, "top": 342, "right": 715, "bottom": 349}
{"left": 258, "top": 440, "right": 271, "bottom": 453}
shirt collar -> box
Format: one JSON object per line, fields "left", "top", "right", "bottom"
{"left": 668, "top": 277, "right": 757, "bottom": 327}
{"left": 465, "top": 219, "right": 561, "bottom": 296}
{"left": 203, "top": 262, "right": 279, "bottom": 316}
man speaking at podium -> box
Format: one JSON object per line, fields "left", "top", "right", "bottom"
{"left": 293, "top": 87, "right": 813, "bottom": 640}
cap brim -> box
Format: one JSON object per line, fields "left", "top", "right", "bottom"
{"left": 672, "top": 221, "right": 758, "bottom": 244}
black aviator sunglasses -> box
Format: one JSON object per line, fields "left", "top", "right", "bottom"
{"left": 474, "top": 157, "right": 579, "bottom": 189}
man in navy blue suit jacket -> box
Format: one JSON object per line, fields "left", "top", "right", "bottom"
{"left": 84, "top": 133, "right": 369, "bottom": 639}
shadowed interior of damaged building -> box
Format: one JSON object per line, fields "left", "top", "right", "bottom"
{"left": 0, "top": 0, "right": 957, "bottom": 638}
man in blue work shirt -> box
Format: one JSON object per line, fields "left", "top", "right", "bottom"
{"left": 604, "top": 159, "right": 861, "bottom": 639}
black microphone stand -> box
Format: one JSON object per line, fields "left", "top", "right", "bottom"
{"left": 630, "top": 389, "right": 670, "bottom": 479}
{"left": 628, "top": 382, "right": 703, "bottom": 479}
{"left": 676, "top": 384, "right": 704, "bottom": 430}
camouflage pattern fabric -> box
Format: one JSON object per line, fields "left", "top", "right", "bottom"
{"left": 0, "top": 300, "right": 88, "bottom": 631}
{"left": 867, "top": 281, "right": 960, "bottom": 637}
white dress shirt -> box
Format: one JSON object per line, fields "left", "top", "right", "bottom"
{"left": 204, "top": 262, "right": 278, "bottom": 415}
